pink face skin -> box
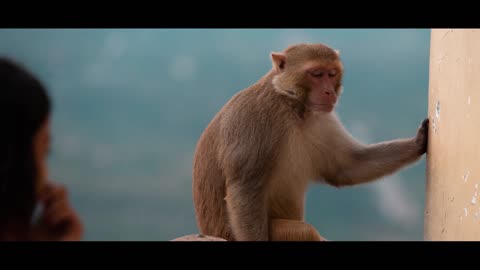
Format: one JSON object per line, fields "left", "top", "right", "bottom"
{"left": 305, "top": 65, "right": 340, "bottom": 113}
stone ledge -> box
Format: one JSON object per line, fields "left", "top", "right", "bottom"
{"left": 171, "top": 234, "right": 227, "bottom": 241}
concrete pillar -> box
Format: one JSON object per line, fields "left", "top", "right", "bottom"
{"left": 425, "top": 29, "right": 480, "bottom": 240}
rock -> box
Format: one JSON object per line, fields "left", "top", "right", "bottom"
{"left": 171, "top": 234, "right": 227, "bottom": 241}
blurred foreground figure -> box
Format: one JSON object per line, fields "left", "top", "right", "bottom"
{"left": 0, "top": 57, "right": 83, "bottom": 241}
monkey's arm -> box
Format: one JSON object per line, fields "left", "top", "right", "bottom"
{"left": 222, "top": 140, "right": 274, "bottom": 241}
{"left": 219, "top": 99, "right": 285, "bottom": 241}
{"left": 225, "top": 178, "right": 269, "bottom": 241}
{"left": 327, "top": 118, "right": 428, "bottom": 187}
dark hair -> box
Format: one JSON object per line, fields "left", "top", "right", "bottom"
{"left": 0, "top": 57, "right": 51, "bottom": 231}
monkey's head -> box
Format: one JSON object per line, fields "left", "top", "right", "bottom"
{"left": 270, "top": 43, "right": 343, "bottom": 113}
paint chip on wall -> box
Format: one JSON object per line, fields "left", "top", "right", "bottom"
{"left": 436, "top": 101, "right": 440, "bottom": 118}
{"left": 463, "top": 171, "right": 469, "bottom": 183}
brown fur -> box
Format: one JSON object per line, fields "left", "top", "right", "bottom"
{"left": 192, "top": 43, "right": 428, "bottom": 241}
{"left": 269, "top": 219, "right": 327, "bottom": 241}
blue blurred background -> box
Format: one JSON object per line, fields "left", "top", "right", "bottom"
{"left": 0, "top": 29, "right": 431, "bottom": 241}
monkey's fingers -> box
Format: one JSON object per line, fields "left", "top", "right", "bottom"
{"left": 420, "top": 118, "right": 429, "bottom": 132}
{"left": 415, "top": 118, "right": 429, "bottom": 153}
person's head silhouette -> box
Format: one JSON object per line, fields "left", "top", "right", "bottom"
{"left": 0, "top": 57, "right": 82, "bottom": 241}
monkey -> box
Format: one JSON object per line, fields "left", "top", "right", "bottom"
{"left": 192, "top": 43, "right": 429, "bottom": 241}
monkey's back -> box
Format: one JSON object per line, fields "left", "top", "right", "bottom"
{"left": 192, "top": 88, "right": 259, "bottom": 241}
{"left": 192, "top": 111, "right": 233, "bottom": 240}
{"left": 192, "top": 76, "right": 295, "bottom": 240}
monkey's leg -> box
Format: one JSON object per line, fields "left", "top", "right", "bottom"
{"left": 269, "top": 219, "right": 327, "bottom": 241}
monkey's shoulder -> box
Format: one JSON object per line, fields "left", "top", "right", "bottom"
{"left": 212, "top": 90, "right": 294, "bottom": 172}
{"left": 219, "top": 90, "right": 294, "bottom": 136}
{"left": 225, "top": 86, "right": 297, "bottom": 118}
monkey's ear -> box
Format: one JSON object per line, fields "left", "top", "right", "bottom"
{"left": 334, "top": 49, "right": 341, "bottom": 56}
{"left": 271, "top": 52, "right": 286, "bottom": 72}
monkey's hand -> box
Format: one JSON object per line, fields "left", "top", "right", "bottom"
{"left": 414, "top": 118, "right": 429, "bottom": 155}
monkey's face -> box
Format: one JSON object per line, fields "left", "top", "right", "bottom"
{"left": 272, "top": 60, "right": 343, "bottom": 113}
{"left": 271, "top": 43, "right": 343, "bottom": 113}
{"left": 302, "top": 62, "right": 343, "bottom": 113}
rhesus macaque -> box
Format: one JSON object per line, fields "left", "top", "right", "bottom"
{"left": 192, "top": 43, "right": 428, "bottom": 241}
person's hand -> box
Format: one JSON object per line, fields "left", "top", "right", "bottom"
{"left": 31, "top": 182, "right": 83, "bottom": 241}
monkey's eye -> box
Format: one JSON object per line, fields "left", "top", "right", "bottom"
{"left": 328, "top": 70, "right": 337, "bottom": 77}
{"left": 311, "top": 71, "right": 324, "bottom": 77}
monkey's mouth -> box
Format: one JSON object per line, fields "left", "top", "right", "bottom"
{"left": 306, "top": 103, "right": 335, "bottom": 112}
